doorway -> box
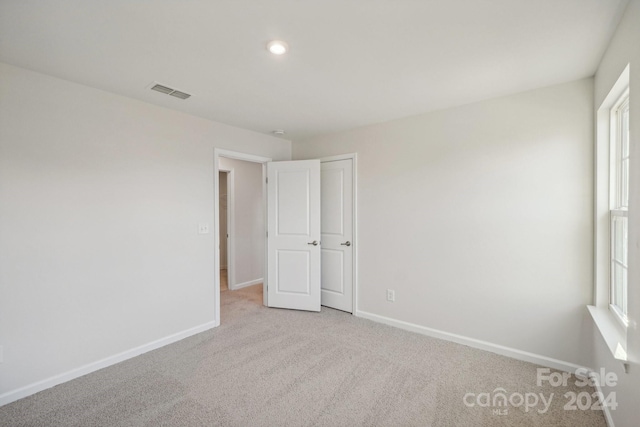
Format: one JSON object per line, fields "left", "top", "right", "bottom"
{"left": 213, "top": 150, "right": 358, "bottom": 325}
{"left": 219, "top": 156, "right": 264, "bottom": 292}
{"left": 214, "top": 149, "right": 271, "bottom": 326}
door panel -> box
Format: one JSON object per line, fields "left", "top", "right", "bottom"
{"left": 277, "top": 250, "right": 310, "bottom": 294}
{"left": 320, "top": 159, "right": 353, "bottom": 313}
{"left": 321, "top": 168, "right": 344, "bottom": 235}
{"left": 267, "top": 160, "right": 321, "bottom": 312}
{"left": 321, "top": 249, "right": 344, "bottom": 294}
{"left": 276, "top": 170, "right": 311, "bottom": 235}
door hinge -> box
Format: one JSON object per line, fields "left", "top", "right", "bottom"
{"left": 266, "top": 177, "right": 268, "bottom": 184}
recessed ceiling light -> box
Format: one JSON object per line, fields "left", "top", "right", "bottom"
{"left": 267, "top": 40, "right": 289, "bottom": 55}
{"left": 272, "top": 129, "right": 286, "bottom": 135}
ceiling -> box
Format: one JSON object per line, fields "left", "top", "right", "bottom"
{"left": 0, "top": 0, "right": 629, "bottom": 141}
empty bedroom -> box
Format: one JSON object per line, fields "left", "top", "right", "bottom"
{"left": 0, "top": 1, "right": 639, "bottom": 426}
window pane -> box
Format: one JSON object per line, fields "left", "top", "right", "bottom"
{"left": 612, "top": 215, "right": 628, "bottom": 265}
{"left": 621, "top": 158, "right": 629, "bottom": 208}
{"left": 622, "top": 106, "right": 629, "bottom": 158}
{"left": 612, "top": 262, "right": 627, "bottom": 316}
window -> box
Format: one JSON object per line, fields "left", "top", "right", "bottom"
{"left": 609, "top": 89, "right": 629, "bottom": 325}
{"left": 591, "top": 65, "right": 629, "bottom": 360}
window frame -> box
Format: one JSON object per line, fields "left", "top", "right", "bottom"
{"left": 608, "top": 89, "right": 630, "bottom": 327}
{"left": 591, "top": 64, "right": 629, "bottom": 362}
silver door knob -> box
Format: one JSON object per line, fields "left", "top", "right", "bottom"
{"left": 308, "top": 240, "right": 319, "bottom": 246}
{"left": 340, "top": 241, "right": 351, "bottom": 246}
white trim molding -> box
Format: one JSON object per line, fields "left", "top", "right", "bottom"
{"left": 355, "top": 310, "right": 590, "bottom": 374}
{"left": 589, "top": 370, "right": 617, "bottom": 427}
{"left": 0, "top": 321, "right": 216, "bottom": 407}
{"left": 587, "top": 306, "right": 628, "bottom": 364}
{"left": 231, "top": 278, "right": 264, "bottom": 290}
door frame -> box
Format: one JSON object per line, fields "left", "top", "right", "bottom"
{"left": 320, "top": 153, "right": 358, "bottom": 314}
{"left": 214, "top": 148, "right": 271, "bottom": 326}
{"left": 213, "top": 149, "right": 358, "bottom": 323}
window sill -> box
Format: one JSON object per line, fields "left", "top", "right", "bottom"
{"left": 587, "top": 305, "right": 627, "bottom": 362}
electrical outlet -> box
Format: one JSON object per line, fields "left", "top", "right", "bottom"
{"left": 386, "top": 289, "right": 395, "bottom": 302}
{"left": 198, "top": 223, "right": 210, "bottom": 234}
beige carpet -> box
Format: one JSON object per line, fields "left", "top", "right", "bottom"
{"left": 0, "top": 285, "right": 606, "bottom": 426}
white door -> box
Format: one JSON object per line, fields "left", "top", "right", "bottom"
{"left": 267, "top": 160, "right": 321, "bottom": 311}
{"left": 320, "top": 159, "right": 353, "bottom": 312}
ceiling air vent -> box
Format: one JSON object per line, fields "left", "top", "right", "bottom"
{"left": 150, "top": 83, "right": 191, "bottom": 100}
{"left": 169, "top": 90, "right": 190, "bottom": 100}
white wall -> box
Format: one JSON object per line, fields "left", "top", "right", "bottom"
{"left": 219, "top": 172, "right": 228, "bottom": 269}
{"left": 294, "top": 78, "right": 594, "bottom": 367}
{"left": 589, "top": 1, "right": 640, "bottom": 426}
{"left": 218, "top": 157, "right": 264, "bottom": 287}
{"left": 0, "top": 62, "right": 290, "bottom": 402}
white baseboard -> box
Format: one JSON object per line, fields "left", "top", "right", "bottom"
{"left": 355, "top": 310, "right": 589, "bottom": 374}
{"left": 589, "top": 371, "right": 616, "bottom": 427}
{"left": 0, "top": 321, "right": 216, "bottom": 407}
{"left": 231, "top": 278, "right": 263, "bottom": 290}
